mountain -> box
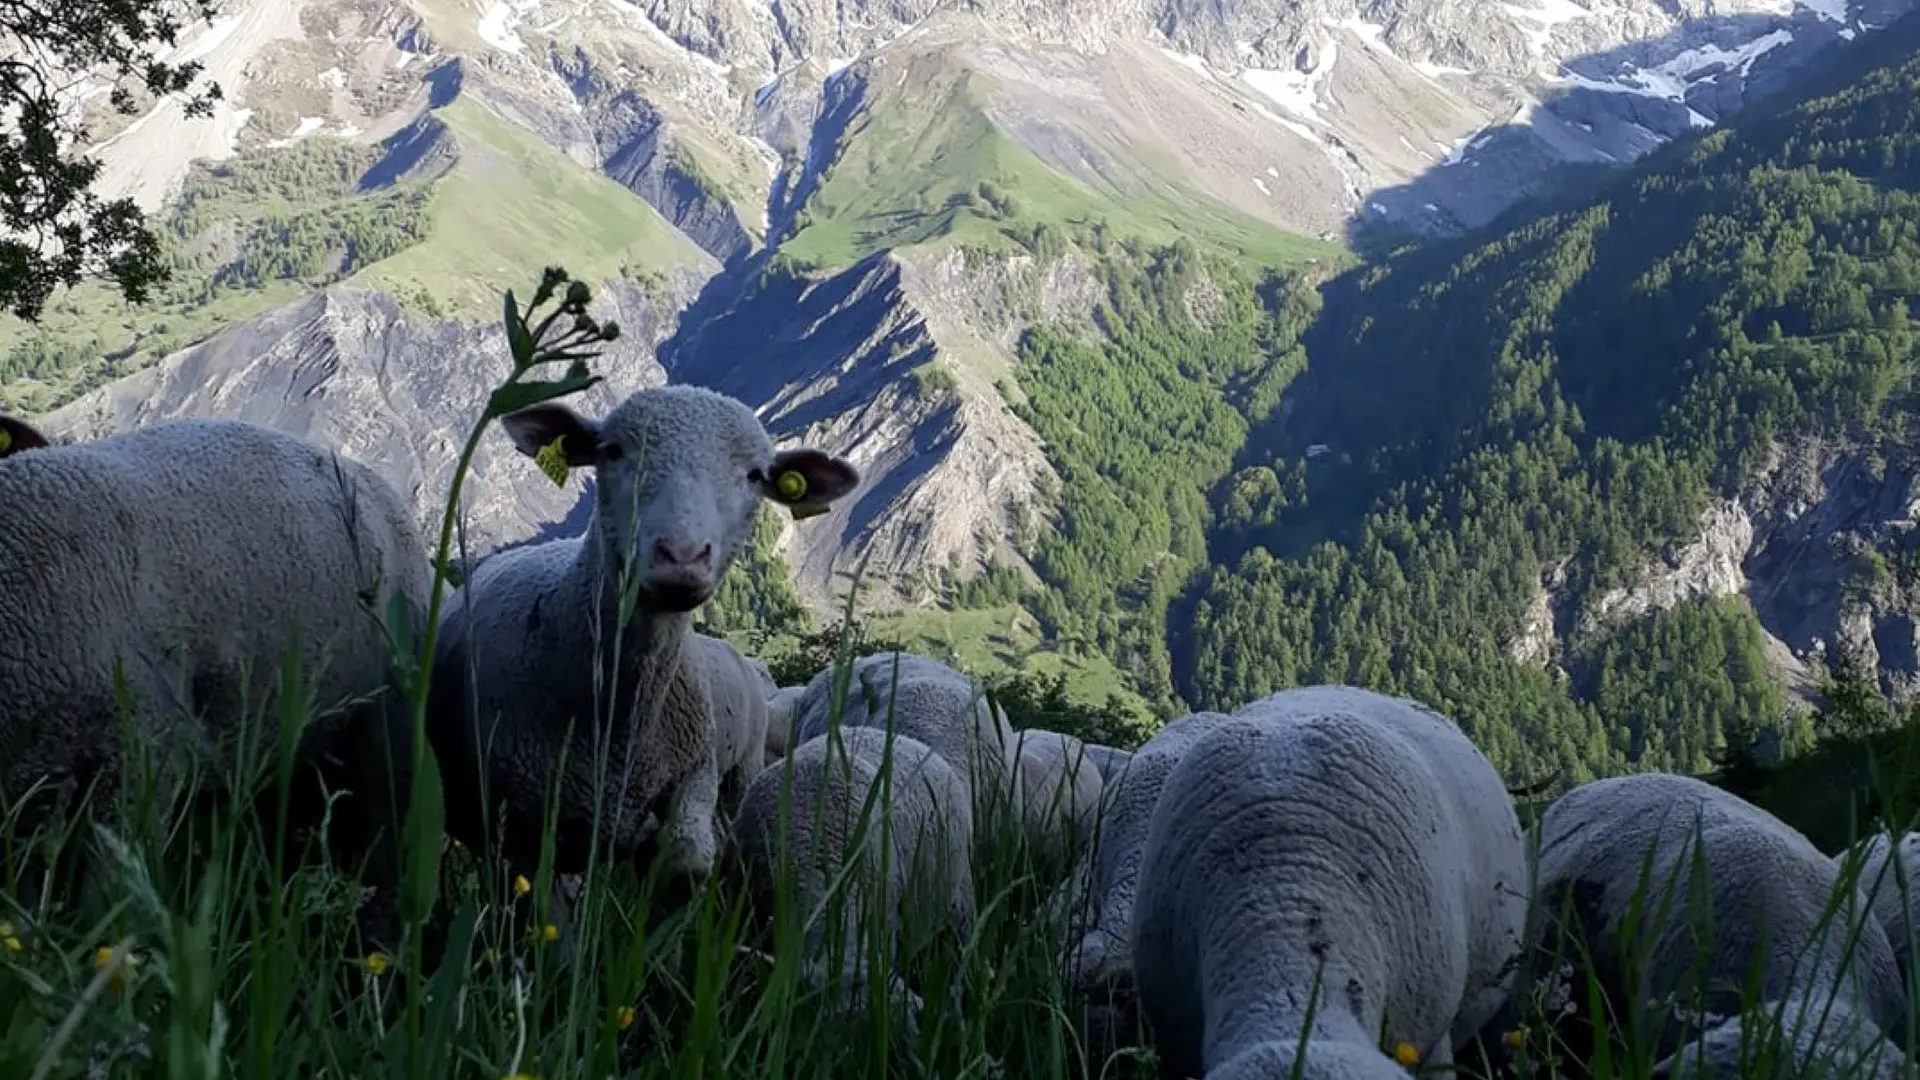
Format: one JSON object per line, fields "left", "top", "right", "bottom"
{"left": 2, "top": 0, "right": 1917, "bottom": 740}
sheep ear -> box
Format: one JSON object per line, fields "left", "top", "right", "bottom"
{"left": 760, "top": 448, "right": 860, "bottom": 520}
{"left": 0, "top": 413, "right": 50, "bottom": 457}
{"left": 501, "top": 405, "right": 600, "bottom": 466}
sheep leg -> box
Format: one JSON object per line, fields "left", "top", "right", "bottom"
{"left": 656, "top": 746, "right": 720, "bottom": 885}
{"left": 322, "top": 691, "right": 414, "bottom": 953}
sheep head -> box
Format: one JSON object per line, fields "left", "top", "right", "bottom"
{"left": 502, "top": 385, "right": 859, "bottom": 612}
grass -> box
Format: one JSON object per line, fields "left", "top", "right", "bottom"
{"left": 355, "top": 97, "right": 710, "bottom": 316}
{"left": 11, "top": 271, "right": 1920, "bottom": 1080}
{"left": 776, "top": 59, "right": 1347, "bottom": 274}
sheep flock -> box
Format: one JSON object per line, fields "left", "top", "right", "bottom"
{"left": 6, "top": 381, "right": 1920, "bottom": 1080}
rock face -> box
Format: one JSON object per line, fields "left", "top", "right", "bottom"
{"left": 1517, "top": 440, "right": 1920, "bottom": 703}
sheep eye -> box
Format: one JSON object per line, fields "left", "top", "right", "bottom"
{"left": 747, "top": 466, "right": 766, "bottom": 485}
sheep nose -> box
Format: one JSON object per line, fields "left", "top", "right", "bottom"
{"left": 653, "top": 539, "right": 713, "bottom": 568}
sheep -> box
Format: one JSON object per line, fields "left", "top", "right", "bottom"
{"left": 0, "top": 412, "right": 429, "bottom": 948}
{"left": 786, "top": 651, "right": 1015, "bottom": 809}
{"left": 426, "top": 385, "right": 860, "bottom": 908}
{"left": 1001, "top": 725, "right": 1106, "bottom": 869}
{"left": 1047, "top": 710, "right": 1232, "bottom": 1061}
{"left": 728, "top": 725, "right": 974, "bottom": 1036}
{"left": 744, "top": 654, "right": 777, "bottom": 698}
{"left": 684, "top": 632, "right": 771, "bottom": 812}
{"left": 1532, "top": 772, "right": 1908, "bottom": 1079}
{"left": 1130, "top": 686, "right": 1529, "bottom": 1080}
{"left": 1080, "top": 743, "right": 1134, "bottom": 783}
{"left": 1843, "top": 831, "right": 1920, "bottom": 981}
{"left": 764, "top": 685, "right": 806, "bottom": 764}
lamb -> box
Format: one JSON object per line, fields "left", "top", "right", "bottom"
{"left": 684, "top": 632, "right": 772, "bottom": 811}
{"left": 1532, "top": 773, "right": 1908, "bottom": 1080}
{"left": 1843, "top": 831, "right": 1920, "bottom": 981}
{"left": 1130, "top": 686, "right": 1529, "bottom": 1080}
{"left": 426, "top": 385, "right": 860, "bottom": 902}
{"left": 0, "top": 412, "right": 430, "bottom": 947}
{"left": 728, "top": 725, "right": 974, "bottom": 1034}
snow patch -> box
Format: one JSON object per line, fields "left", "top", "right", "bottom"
{"left": 1500, "top": 0, "right": 1590, "bottom": 55}
{"left": 393, "top": 50, "right": 416, "bottom": 69}
{"left": 1797, "top": 0, "right": 1848, "bottom": 19}
{"left": 1414, "top": 60, "right": 1474, "bottom": 77}
{"left": 319, "top": 67, "right": 347, "bottom": 89}
{"left": 287, "top": 116, "right": 324, "bottom": 140}
{"left": 1557, "top": 29, "right": 1794, "bottom": 103}
{"left": 1242, "top": 40, "right": 1339, "bottom": 122}
{"left": 164, "top": 16, "right": 241, "bottom": 66}
{"left": 1838, "top": 26, "right": 1856, "bottom": 37}
{"left": 1266, "top": 165, "right": 1280, "bottom": 177}
{"left": 1253, "top": 176, "right": 1272, "bottom": 196}
{"left": 601, "top": 0, "right": 732, "bottom": 76}
{"left": 477, "top": 1, "right": 536, "bottom": 54}
{"left": 1157, "top": 47, "right": 1215, "bottom": 80}
{"left": 1331, "top": 17, "right": 1392, "bottom": 55}
{"left": 825, "top": 56, "right": 855, "bottom": 76}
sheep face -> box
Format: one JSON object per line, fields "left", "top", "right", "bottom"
{"left": 0, "top": 413, "right": 49, "bottom": 457}
{"left": 502, "top": 386, "right": 859, "bottom": 612}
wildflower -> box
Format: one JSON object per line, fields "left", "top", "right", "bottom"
{"left": 1504, "top": 1028, "right": 1525, "bottom": 1050}
{"left": 564, "top": 280, "right": 591, "bottom": 310}
{"left": 616, "top": 1005, "right": 636, "bottom": 1031}
{"left": 481, "top": 947, "right": 500, "bottom": 968}
{"left": 93, "top": 944, "right": 136, "bottom": 993}
{"left": 541, "top": 923, "right": 559, "bottom": 943}
{"left": 363, "top": 952, "right": 391, "bottom": 976}
{"left": 0, "top": 922, "right": 20, "bottom": 953}
{"left": 1393, "top": 1042, "right": 1420, "bottom": 1068}
{"left": 514, "top": 874, "right": 532, "bottom": 897}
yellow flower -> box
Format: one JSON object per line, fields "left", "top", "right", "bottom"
{"left": 540, "top": 924, "right": 559, "bottom": 943}
{"left": 616, "top": 1005, "right": 636, "bottom": 1031}
{"left": 1504, "top": 1028, "right": 1526, "bottom": 1050}
{"left": 1393, "top": 1042, "right": 1420, "bottom": 1068}
{"left": 92, "top": 945, "right": 136, "bottom": 992}
{"left": 0, "top": 922, "right": 19, "bottom": 953}
{"left": 363, "top": 952, "right": 391, "bottom": 976}
{"left": 514, "top": 874, "right": 532, "bottom": 896}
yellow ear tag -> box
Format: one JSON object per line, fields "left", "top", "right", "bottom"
{"left": 774, "top": 469, "right": 808, "bottom": 502}
{"left": 534, "top": 435, "right": 571, "bottom": 488}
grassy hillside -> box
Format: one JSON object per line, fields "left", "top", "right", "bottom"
{"left": 776, "top": 52, "right": 1344, "bottom": 273}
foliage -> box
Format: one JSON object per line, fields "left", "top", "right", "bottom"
{"left": 695, "top": 508, "right": 812, "bottom": 636}
{"left": 0, "top": 0, "right": 222, "bottom": 320}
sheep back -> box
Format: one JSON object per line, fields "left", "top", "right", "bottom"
{"left": 791, "top": 651, "right": 1013, "bottom": 801}
{"left": 1131, "top": 686, "right": 1527, "bottom": 1079}
{"left": 1534, "top": 772, "right": 1908, "bottom": 1059}
{"left": 730, "top": 726, "right": 975, "bottom": 994}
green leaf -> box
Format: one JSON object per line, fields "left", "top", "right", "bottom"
{"left": 503, "top": 289, "right": 534, "bottom": 369}
{"left": 486, "top": 372, "right": 604, "bottom": 418}
{"left": 398, "top": 741, "right": 444, "bottom": 927}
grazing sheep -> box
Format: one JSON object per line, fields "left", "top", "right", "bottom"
{"left": 1533, "top": 773, "right": 1908, "bottom": 1079}
{"left": 1081, "top": 744, "right": 1134, "bottom": 783}
{"left": 0, "top": 413, "right": 429, "bottom": 947}
{"left": 685, "top": 632, "right": 771, "bottom": 811}
{"left": 1845, "top": 831, "right": 1920, "bottom": 980}
{"left": 787, "top": 651, "right": 1015, "bottom": 807}
{"left": 1051, "top": 710, "right": 1232, "bottom": 1060}
{"left": 764, "top": 685, "right": 807, "bottom": 762}
{"left": 427, "top": 386, "right": 860, "bottom": 901}
{"left": 1001, "top": 726, "right": 1106, "bottom": 867}
{"left": 1130, "top": 686, "right": 1529, "bottom": 1080}
{"left": 729, "top": 726, "right": 974, "bottom": 1034}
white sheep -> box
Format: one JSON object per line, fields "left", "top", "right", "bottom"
{"left": 728, "top": 725, "right": 974, "bottom": 1034}
{"left": 764, "top": 685, "right": 806, "bottom": 764}
{"left": 786, "top": 651, "right": 1015, "bottom": 807}
{"left": 1532, "top": 773, "right": 1908, "bottom": 1079}
{"left": 1130, "top": 686, "right": 1529, "bottom": 1080}
{"left": 1080, "top": 743, "right": 1134, "bottom": 783}
{"left": 1843, "top": 831, "right": 1920, "bottom": 980}
{"left": 1001, "top": 725, "right": 1106, "bottom": 869}
{"left": 426, "top": 385, "right": 859, "bottom": 901}
{"left": 0, "top": 413, "right": 430, "bottom": 947}
{"left": 684, "top": 632, "right": 772, "bottom": 811}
